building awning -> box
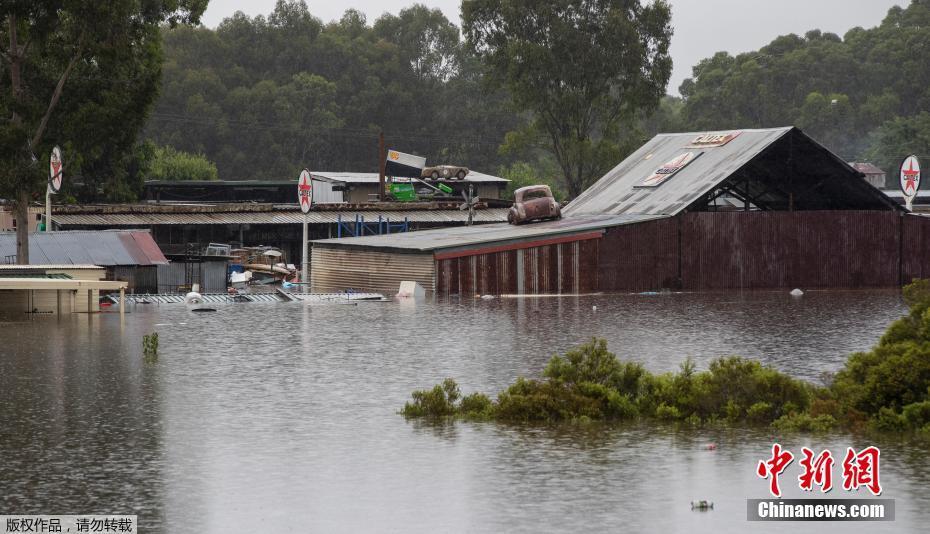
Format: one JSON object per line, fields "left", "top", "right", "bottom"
{"left": 53, "top": 208, "right": 510, "bottom": 226}
{"left": 0, "top": 278, "right": 127, "bottom": 290}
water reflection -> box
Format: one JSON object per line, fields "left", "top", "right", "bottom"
{"left": 0, "top": 290, "right": 925, "bottom": 533}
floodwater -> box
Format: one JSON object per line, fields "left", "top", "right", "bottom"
{"left": 1, "top": 289, "right": 927, "bottom": 533}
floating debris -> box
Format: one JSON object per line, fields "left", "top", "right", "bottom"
{"left": 790, "top": 288, "right": 804, "bottom": 297}
{"left": 691, "top": 500, "right": 714, "bottom": 511}
{"left": 191, "top": 308, "right": 217, "bottom": 313}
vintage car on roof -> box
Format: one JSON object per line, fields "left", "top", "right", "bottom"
{"left": 508, "top": 184, "right": 561, "bottom": 224}
{"left": 422, "top": 165, "right": 469, "bottom": 180}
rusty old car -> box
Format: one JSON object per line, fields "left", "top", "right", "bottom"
{"left": 508, "top": 185, "right": 561, "bottom": 224}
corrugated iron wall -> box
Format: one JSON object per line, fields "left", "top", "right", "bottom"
{"left": 311, "top": 246, "right": 435, "bottom": 294}
{"left": 902, "top": 214, "right": 930, "bottom": 282}
{"left": 598, "top": 217, "right": 679, "bottom": 292}
{"left": 156, "top": 261, "right": 228, "bottom": 293}
{"left": 435, "top": 239, "right": 598, "bottom": 295}
{"left": 108, "top": 266, "right": 158, "bottom": 293}
{"left": 681, "top": 211, "right": 902, "bottom": 289}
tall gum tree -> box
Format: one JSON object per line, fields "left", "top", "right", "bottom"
{"left": 462, "top": 0, "right": 673, "bottom": 198}
{"left": 0, "top": 0, "right": 206, "bottom": 263}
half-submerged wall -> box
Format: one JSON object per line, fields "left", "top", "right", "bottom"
{"left": 598, "top": 211, "right": 924, "bottom": 292}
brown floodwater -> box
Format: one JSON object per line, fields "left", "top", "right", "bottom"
{"left": 0, "top": 289, "right": 925, "bottom": 533}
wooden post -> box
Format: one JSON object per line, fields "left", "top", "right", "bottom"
{"left": 378, "top": 132, "right": 386, "bottom": 202}
{"left": 119, "top": 287, "right": 125, "bottom": 317}
{"left": 69, "top": 290, "right": 75, "bottom": 314}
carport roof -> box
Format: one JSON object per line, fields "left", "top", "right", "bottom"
{"left": 311, "top": 213, "right": 665, "bottom": 253}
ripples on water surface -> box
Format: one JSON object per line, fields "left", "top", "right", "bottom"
{"left": 1, "top": 290, "right": 926, "bottom": 533}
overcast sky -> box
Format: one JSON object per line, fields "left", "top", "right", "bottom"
{"left": 201, "top": 0, "right": 907, "bottom": 95}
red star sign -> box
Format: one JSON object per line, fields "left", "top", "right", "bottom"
{"left": 299, "top": 180, "right": 312, "bottom": 207}
{"left": 903, "top": 160, "right": 920, "bottom": 194}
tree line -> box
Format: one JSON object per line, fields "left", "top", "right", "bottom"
{"left": 4, "top": 0, "right": 930, "bottom": 261}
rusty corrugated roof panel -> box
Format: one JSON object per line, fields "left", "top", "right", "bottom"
{"left": 53, "top": 209, "right": 510, "bottom": 226}
{"left": 0, "top": 230, "right": 168, "bottom": 266}
{"left": 566, "top": 127, "right": 793, "bottom": 217}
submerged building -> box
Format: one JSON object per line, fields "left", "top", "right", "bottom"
{"left": 310, "top": 127, "right": 925, "bottom": 294}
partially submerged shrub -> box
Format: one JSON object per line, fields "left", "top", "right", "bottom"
{"left": 401, "top": 280, "right": 930, "bottom": 434}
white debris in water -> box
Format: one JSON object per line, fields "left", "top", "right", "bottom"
{"left": 790, "top": 288, "right": 804, "bottom": 297}
{"left": 592, "top": 305, "right": 598, "bottom": 312}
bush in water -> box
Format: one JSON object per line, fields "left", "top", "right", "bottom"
{"left": 402, "top": 279, "right": 930, "bottom": 432}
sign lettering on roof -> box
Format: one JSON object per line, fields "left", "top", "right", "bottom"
{"left": 687, "top": 131, "right": 742, "bottom": 148}
{"left": 636, "top": 151, "right": 701, "bottom": 188}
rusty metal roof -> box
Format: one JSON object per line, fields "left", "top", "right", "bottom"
{"left": 0, "top": 231, "right": 168, "bottom": 265}
{"left": 53, "top": 209, "right": 509, "bottom": 226}
{"left": 565, "top": 127, "right": 898, "bottom": 217}
{"left": 312, "top": 214, "right": 664, "bottom": 252}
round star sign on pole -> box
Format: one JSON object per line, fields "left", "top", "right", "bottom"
{"left": 298, "top": 168, "right": 313, "bottom": 214}
{"left": 49, "top": 146, "right": 63, "bottom": 193}
{"left": 900, "top": 155, "right": 921, "bottom": 211}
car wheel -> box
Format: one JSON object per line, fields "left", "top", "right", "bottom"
{"left": 507, "top": 212, "right": 516, "bottom": 225}
{"left": 431, "top": 171, "right": 439, "bottom": 179}
{"left": 456, "top": 170, "right": 466, "bottom": 180}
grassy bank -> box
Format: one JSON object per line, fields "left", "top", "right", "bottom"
{"left": 402, "top": 280, "right": 930, "bottom": 434}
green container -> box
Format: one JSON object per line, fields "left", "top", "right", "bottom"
{"left": 389, "top": 183, "right": 418, "bottom": 202}
{"left": 437, "top": 183, "right": 454, "bottom": 194}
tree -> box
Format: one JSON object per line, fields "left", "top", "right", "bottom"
{"left": 865, "top": 112, "right": 930, "bottom": 184}
{"left": 1, "top": 0, "right": 206, "bottom": 263}
{"left": 146, "top": 144, "right": 218, "bottom": 182}
{"left": 462, "top": 0, "right": 673, "bottom": 198}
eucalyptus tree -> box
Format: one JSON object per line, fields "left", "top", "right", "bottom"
{"left": 1, "top": 0, "right": 206, "bottom": 263}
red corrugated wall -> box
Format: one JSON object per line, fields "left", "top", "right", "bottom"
{"left": 902, "top": 214, "right": 930, "bottom": 282}
{"left": 681, "top": 211, "right": 901, "bottom": 289}
{"left": 436, "top": 212, "right": 925, "bottom": 295}
{"left": 435, "top": 239, "right": 598, "bottom": 295}
{"left": 598, "top": 217, "right": 679, "bottom": 292}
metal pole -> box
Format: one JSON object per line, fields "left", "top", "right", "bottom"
{"left": 301, "top": 213, "right": 309, "bottom": 285}
{"left": 378, "top": 132, "right": 385, "bottom": 202}
{"left": 45, "top": 186, "right": 51, "bottom": 232}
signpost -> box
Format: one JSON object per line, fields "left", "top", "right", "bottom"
{"left": 298, "top": 169, "right": 313, "bottom": 285}
{"left": 900, "top": 155, "right": 921, "bottom": 211}
{"left": 46, "top": 146, "right": 63, "bottom": 232}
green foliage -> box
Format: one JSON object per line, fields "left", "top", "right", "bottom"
{"left": 143, "top": 332, "right": 159, "bottom": 362}
{"left": 0, "top": 1, "right": 208, "bottom": 206}
{"left": 772, "top": 413, "right": 838, "bottom": 433}
{"left": 146, "top": 1, "right": 521, "bottom": 181}
{"left": 404, "top": 339, "right": 811, "bottom": 427}
{"left": 678, "top": 1, "right": 930, "bottom": 168}
{"left": 146, "top": 144, "right": 218, "bottom": 181}
{"left": 462, "top": 0, "right": 673, "bottom": 198}
{"left": 405, "top": 280, "right": 930, "bottom": 433}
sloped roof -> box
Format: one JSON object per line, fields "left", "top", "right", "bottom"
{"left": 0, "top": 230, "right": 168, "bottom": 266}
{"left": 850, "top": 162, "right": 886, "bottom": 175}
{"left": 566, "top": 127, "right": 899, "bottom": 217}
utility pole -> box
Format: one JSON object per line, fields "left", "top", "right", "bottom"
{"left": 378, "top": 132, "right": 386, "bottom": 202}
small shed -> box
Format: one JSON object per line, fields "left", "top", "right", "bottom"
{"left": 0, "top": 230, "right": 168, "bottom": 293}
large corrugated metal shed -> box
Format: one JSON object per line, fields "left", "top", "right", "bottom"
{"left": 53, "top": 208, "right": 509, "bottom": 226}
{"left": 0, "top": 231, "right": 168, "bottom": 266}
{"left": 311, "top": 214, "right": 663, "bottom": 253}
{"left": 566, "top": 127, "right": 899, "bottom": 216}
